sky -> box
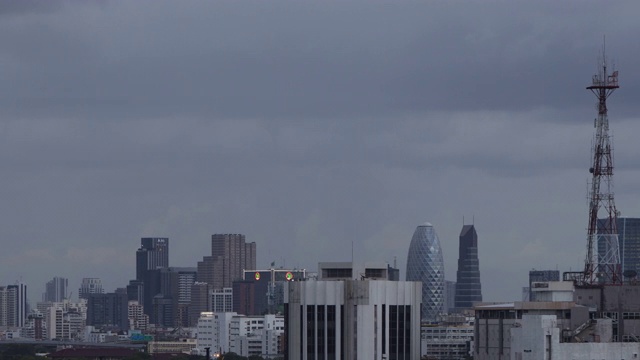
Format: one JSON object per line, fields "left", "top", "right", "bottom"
{"left": 1, "top": 0, "right": 640, "bottom": 304}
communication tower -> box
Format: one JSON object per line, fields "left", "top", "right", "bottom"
{"left": 583, "top": 48, "right": 621, "bottom": 285}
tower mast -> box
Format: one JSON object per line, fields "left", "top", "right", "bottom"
{"left": 583, "top": 47, "right": 621, "bottom": 285}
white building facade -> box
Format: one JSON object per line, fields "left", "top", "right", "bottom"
{"left": 285, "top": 279, "right": 422, "bottom": 360}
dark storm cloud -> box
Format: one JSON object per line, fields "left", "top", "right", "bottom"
{"left": 1, "top": 1, "right": 640, "bottom": 301}
{"left": 2, "top": 1, "right": 639, "bottom": 122}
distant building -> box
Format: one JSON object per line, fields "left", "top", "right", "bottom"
{"left": 197, "top": 234, "right": 256, "bottom": 291}
{"left": 210, "top": 288, "right": 233, "bottom": 313}
{"left": 189, "top": 282, "right": 211, "bottom": 327}
{"left": 445, "top": 280, "right": 456, "bottom": 313}
{"left": 7, "top": 283, "right": 28, "bottom": 328}
{"left": 235, "top": 268, "right": 307, "bottom": 316}
{"left": 599, "top": 217, "right": 640, "bottom": 278}
{"left": 421, "top": 319, "right": 473, "bottom": 360}
{"left": 528, "top": 270, "right": 559, "bottom": 301}
{"left": 79, "top": 278, "right": 104, "bottom": 300}
{"left": 86, "top": 289, "right": 129, "bottom": 331}
{"left": 135, "top": 238, "right": 169, "bottom": 321}
{"left": 454, "top": 224, "right": 482, "bottom": 311}
{"left": 136, "top": 238, "right": 169, "bottom": 281}
{"left": 406, "top": 222, "right": 445, "bottom": 321}
{"left": 44, "top": 277, "right": 68, "bottom": 303}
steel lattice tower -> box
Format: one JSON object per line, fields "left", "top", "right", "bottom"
{"left": 583, "top": 52, "right": 621, "bottom": 285}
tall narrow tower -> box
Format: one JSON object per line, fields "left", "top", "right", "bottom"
{"left": 454, "top": 224, "right": 482, "bottom": 310}
{"left": 584, "top": 49, "right": 621, "bottom": 285}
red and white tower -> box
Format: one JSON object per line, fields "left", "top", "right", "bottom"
{"left": 583, "top": 52, "right": 621, "bottom": 285}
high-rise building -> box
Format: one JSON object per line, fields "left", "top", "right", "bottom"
{"left": 197, "top": 234, "right": 256, "bottom": 290}
{"left": 454, "top": 224, "right": 482, "bottom": 311}
{"left": 189, "top": 282, "right": 212, "bottom": 327}
{"left": 444, "top": 280, "right": 456, "bottom": 313}
{"left": 136, "top": 238, "right": 169, "bottom": 281}
{"left": 406, "top": 222, "right": 445, "bottom": 322}
{"left": 79, "top": 278, "right": 104, "bottom": 299}
{"left": 600, "top": 217, "right": 640, "bottom": 278}
{"left": 134, "top": 237, "right": 170, "bottom": 322}
{"left": 528, "top": 270, "right": 559, "bottom": 301}
{"left": 43, "top": 277, "right": 68, "bottom": 302}
{"left": 7, "top": 282, "right": 28, "bottom": 328}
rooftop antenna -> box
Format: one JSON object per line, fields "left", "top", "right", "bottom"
{"left": 582, "top": 37, "right": 621, "bottom": 285}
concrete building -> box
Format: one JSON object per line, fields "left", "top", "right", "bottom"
{"left": 43, "top": 277, "right": 68, "bottom": 303}
{"left": 229, "top": 314, "right": 284, "bottom": 358}
{"left": 421, "top": 323, "right": 473, "bottom": 360}
{"left": 195, "top": 311, "right": 238, "bottom": 356}
{"left": 511, "top": 314, "right": 640, "bottom": 360}
{"left": 86, "top": 290, "right": 129, "bottom": 330}
{"left": 318, "top": 262, "right": 398, "bottom": 281}
{"left": 528, "top": 270, "right": 559, "bottom": 301}
{"left": 22, "top": 312, "right": 46, "bottom": 340}
{"left": 406, "top": 222, "right": 445, "bottom": 322}
{"left": 530, "top": 281, "right": 574, "bottom": 302}
{"left": 128, "top": 300, "right": 148, "bottom": 331}
{"left": 454, "top": 224, "right": 482, "bottom": 312}
{"left": 211, "top": 288, "right": 233, "bottom": 313}
{"left": 285, "top": 279, "right": 422, "bottom": 360}
{"left": 6, "top": 283, "right": 28, "bottom": 328}
{"left": 573, "top": 284, "right": 640, "bottom": 342}
{"left": 46, "top": 301, "right": 86, "bottom": 341}
{"left": 474, "top": 301, "right": 591, "bottom": 360}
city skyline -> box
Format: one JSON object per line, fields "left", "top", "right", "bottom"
{"left": 1, "top": 1, "right": 640, "bottom": 304}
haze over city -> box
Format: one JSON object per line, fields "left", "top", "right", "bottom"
{"left": 1, "top": 1, "right": 640, "bottom": 304}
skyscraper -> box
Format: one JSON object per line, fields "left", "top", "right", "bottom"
{"left": 197, "top": 234, "right": 256, "bottom": 290}
{"left": 44, "top": 277, "right": 68, "bottom": 302}
{"left": 79, "top": 278, "right": 104, "bottom": 299}
{"left": 454, "top": 224, "right": 482, "bottom": 311}
{"left": 136, "top": 238, "right": 169, "bottom": 281}
{"left": 601, "top": 217, "right": 640, "bottom": 278}
{"left": 406, "top": 222, "right": 445, "bottom": 322}
{"left": 134, "top": 237, "right": 170, "bottom": 322}
{"left": 7, "top": 282, "right": 28, "bottom": 328}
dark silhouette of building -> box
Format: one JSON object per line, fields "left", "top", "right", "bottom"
{"left": 44, "top": 277, "right": 68, "bottom": 302}
{"left": 197, "top": 234, "right": 256, "bottom": 290}
{"left": 454, "top": 224, "right": 482, "bottom": 311}
{"left": 87, "top": 289, "right": 129, "bottom": 330}
{"left": 134, "top": 237, "right": 169, "bottom": 322}
{"left": 136, "top": 238, "right": 169, "bottom": 281}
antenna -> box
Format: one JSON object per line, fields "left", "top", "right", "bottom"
{"left": 582, "top": 39, "right": 621, "bottom": 285}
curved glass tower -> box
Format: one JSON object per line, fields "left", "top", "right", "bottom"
{"left": 406, "top": 222, "right": 445, "bottom": 321}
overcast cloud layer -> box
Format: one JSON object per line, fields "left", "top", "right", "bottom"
{"left": 1, "top": 1, "right": 640, "bottom": 303}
